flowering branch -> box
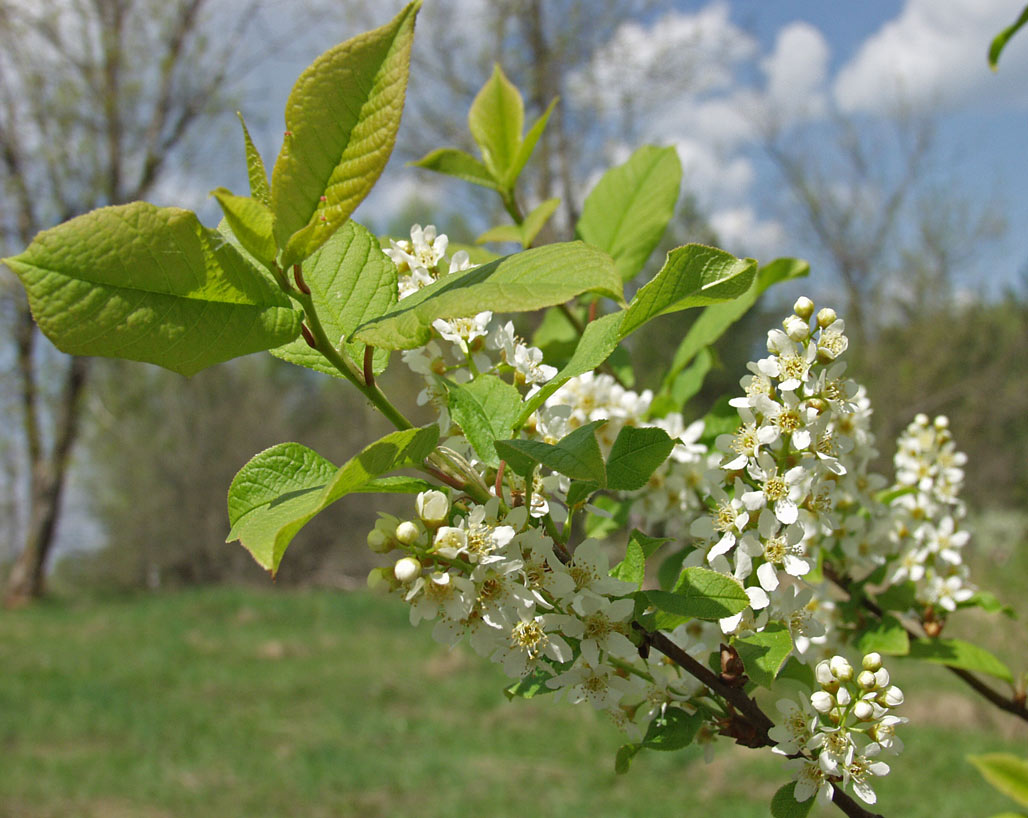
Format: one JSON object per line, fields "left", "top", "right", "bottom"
{"left": 825, "top": 564, "right": 1028, "bottom": 723}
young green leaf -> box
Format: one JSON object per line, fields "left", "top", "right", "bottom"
{"left": 907, "top": 638, "right": 1014, "bottom": 683}
{"left": 584, "top": 495, "right": 633, "bottom": 539}
{"left": 614, "top": 743, "right": 641, "bottom": 774}
{"left": 855, "top": 614, "right": 910, "bottom": 656}
{"left": 271, "top": 219, "right": 397, "bottom": 379}
{"left": 647, "top": 567, "right": 749, "bottom": 621}
{"left": 469, "top": 63, "right": 524, "bottom": 184}
{"left": 272, "top": 1, "right": 420, "bottom": 267}
{"left": 968, "top": 753, "right": 1028, "bottom": 807}
{"left": 620, "top": 244, "right": 758, "bottom": 338}
{"left": 479, "top": 197, "right": 561, "bottom": 248}
{"left": 576, "top": 145, "right": 682, "bottom": 282}
{"left": 212, "top": 188, "right": 277, "bottom": 268}
{"left": 4, "top": 202, "right": 301, "bottom": 375}
{"left": 446, "top": 374, "right": 523, "bottom": 466}
{"left": 353, "top": 241, "right": 623, "bottom": 350}
{"left": 507, "top": 97, "right": 557, "bottom": 187}
{"left": 610, "top": 529, "right": 671, "bottom": 588}
{"left": 504, "top": 668, "right": 557, "bottom": 700}
{"left": 735, "top": 624, "right": 794, "bottom": 689}
{"left": 640, "top": 707, "right": 704, "bottom": 751}
{"left": 605, "top": 426, "right": 675, "bottom": 491}
{"left": 227, "top": 426, "right": 439, "bottom": 575}
{"left": 410, "top": 147, "right": 503, "bottom": 191}
{"left": 516, "top": 310, "right": 623, "bottom": 427}
{"left": 494, "top": 420, "right": 607, "bottom": 484}
{"left": 649, "top": 347, "right": 713, "bottom": 418}
{"left": 653, "top": 257, "right": 809, "bottom": 414}
{"left": 236, "top": 111, "right": 271, "bottom": 206}
{"left": 770, "top": 782, "right": 815, "bottom": 818}
{"left": 989, "top": 4, "right": 1028, "bottom": 70}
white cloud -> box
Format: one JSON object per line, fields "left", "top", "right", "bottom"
{"left": 673, "top": 139, "right": 754, "bottom": 202}
{"left": 834, "top": 0, "right": 1028, "bottom": 113}
{"left": 762, "top": 22, "right": 830, "bottom": 118}
{"left": 710, "top": 206, "right": 785, "bottom": 259}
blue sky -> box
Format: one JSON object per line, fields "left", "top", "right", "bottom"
{"left": 162, "top": 0, "right": 1028, "bottom": 298}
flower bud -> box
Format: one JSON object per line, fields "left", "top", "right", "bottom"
{"left": 830, "top": 656, "right": 853, "bottom": 682}
{"left": 393, "top": 556, "right": 422, "bottom": 583}
{"left": 366, "top": 566, "right": 389, "bottom": 590}
{"left": 366, "top": 528, "right": 392, "bottom": 553}
{"left": 816, "top": 307, "right": 837, "bottom": 328}
{"left": 853, "top": 700, "right": 874, "bottom": 721}
{"left": 835, "top": 686, "right": 852, "bottom": 707}
{"left": 395, "top": 521, "right": 420, "bottom": 546}
{"left": 783, "top": 314, "right": 810, "bottom": 342}
{"left": 857, "top": 670, "right": 877, "bottom": 690}
{"left": 415, "top": 490, "right": 450, "bottom": 527}
{"left": 882, "top": 685, "right": 904, "bottom": 707}
{"left": 815, "top": 660, "right": 835, "bottom": 686}
{"left": 934, "top": 415, "right": 949, "bottom": 430}
{"left": 793, "top": 296, "right": 815, "bottom": 320}
{"left": 811, "top": 691, "right": 835, "bottom": 713}
{"left": 862, "top": 652, "right": 883, "bottom": 672}
{"left": 873, "top": 667, "right": 891, "bottom": 689}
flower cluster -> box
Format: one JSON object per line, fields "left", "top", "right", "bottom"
{"left": 362, "top": 224, "right": 988, "bottom": 804}
{"left": 683, "top": 298, "right": 872, "bottom": 644}
{"left": 368, "top": 488, "right": 713, "bottom": 740}
{"left": 771, "top": 653, "right": 906, "bottom": 806}
{"left": 884, "top": 414, "right": 974, "bottom": 616}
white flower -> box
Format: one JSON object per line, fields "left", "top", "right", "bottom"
{"left": 415, "top": 490, "right": 450, "bottom": 526}
{"left": 549, "top": 595, "right": 637, "bottom": 660}
{"left": 742, "top": 452, "right": 808, "bottom": 525}
{"left": 548, "top": 539, "right": 635, "bottom": 600}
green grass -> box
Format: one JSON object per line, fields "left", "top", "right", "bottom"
{"left": 0, "top": 585, "right": 1024, "bottom": 818}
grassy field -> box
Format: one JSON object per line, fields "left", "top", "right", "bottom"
{"left": 1, "top": 581, "right": 1026, "bottom": 818}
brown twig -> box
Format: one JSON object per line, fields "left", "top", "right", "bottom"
{"left": 363, "top": 346, "right": 375, "bottom": 388}
{"left": 823, "top": 563, "right": 1028, "bottom": 724}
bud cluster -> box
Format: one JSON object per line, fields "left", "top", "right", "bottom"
{"left": 771, "top": 653, "right": 906, "bottom": 807}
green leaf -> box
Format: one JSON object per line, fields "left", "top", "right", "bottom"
{"left": 961, "top": 591, "right": 1017, "bottom": 619}
{"left": 508, "top": 97, "right": 558, "bottom": 185}
{"left": 989, "top": 4, "right": 1028, "bottom": 70}
{"left": 531, "top": 305, "right": 582, "bottom": 366}
{"left": 270, "top": 220, "right": 397, "bottom": 379}
{"left": 620, "top": 244, "right": 758, "bottom": 338}
{"left": 515, "top": 310, "right": 623, "bottom": 427}
{"left": 469, "top": 63, "right": 524, "bottom": 184}
{"left": 777, "top": 656, "right": 816, "bottom": 690}
{"left": 641, "top": 707, "right": 704, "bottom": 751}
{"left": 656, "top": 257, "right": 808, "bottom": 403}
{"left": 504, "top": 668, "right": 556, "bottom": 700}
{"left": 565, "top": 480, "right": 600, "bottom": 509}
{"left": 615, "top": 743, "right": 640, "bottom": 774}
{"left": 446, "top": 374, "right": 522, "bottom": 466}
{"left": 236, "top": 111, "right": 271, "bottom": 206}
{"left": 519, "top": 197, "right": 561, "bottom": 247}
{"left": 650, "top": 347, "right": 713, "bottom": 417}
{"left": 875, "top": 580, "right": 918, "bottom": 614}
{"left": 968, "top": 754, "right": 1028, "bottom": 807}
{"left": 4, "top": 203, "right": 301, "bottom": 376}
{"left": 353, "top": 241, "right": 623, "bottom": 350}
{"left": 355, "top": 476, "right": 437, "bottom": 494}
{"left": 584, "top": 495, "right": 633, "bottom": 539}
{"left": 611, "top": 530, "right": 671, "bottom": 588}
{"left": 271, "top": 2, "right": 420, "bottom": 266}
{"left": 576, "top": 145, "right": 682, "bottom": 282}
{"left": 494, "top": 420, "right": 607, "bottom": 484}
{"left": 699, "top": 396, "right": 741, "bottom": 445}
{"left": 855, "top": 615, "right": 910, "bottom": 656}
{"left": 907, "top": 638, "right": 1013, "bottom": 683}
{"left": 410, "top": 147, "right": 503, "bottom": 191}
{"left": 227, "top": 426, "right": 438, "bottom": 574}
{"left": 647, "top": 567, "right": 749, "bottom": 622}
{"left": 770, "top": 782, "right": 815, "bottom": 818}
{"left": 735, "top": 624, "right": 794, "bottom": 689}
{"left": 605, "top": 426, "right": 675, "bottom": 491}
{"left": 212, "top": 188, "right": 278, "bottom": 268}
{"left": 475, "top": 223, "right": 524, "bottom": 245}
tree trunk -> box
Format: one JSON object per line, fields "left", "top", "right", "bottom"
{"left": 4, "top": 344, "right": 89, "bottom": 607}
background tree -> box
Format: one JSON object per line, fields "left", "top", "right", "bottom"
{"left": 0, "top": 0, "right": 316, "bottom": 604}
